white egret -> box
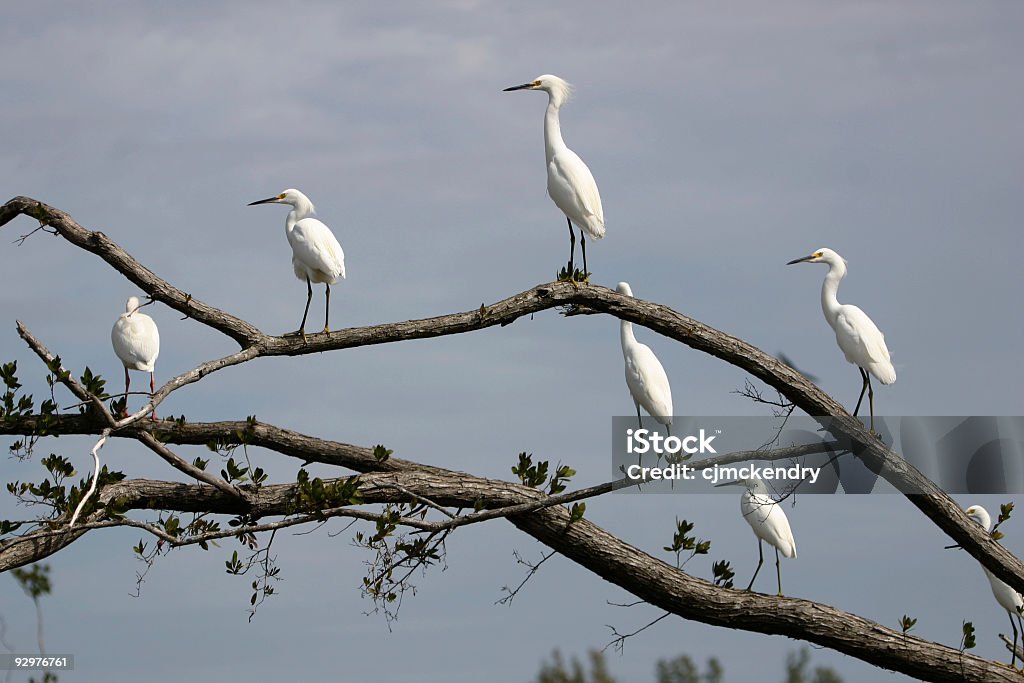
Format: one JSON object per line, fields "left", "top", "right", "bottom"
{"left": 248, "top": 188, "right": 346, "bottom": 336}
{"left": 504, "top": 74, "right": 605, "bottom": 279}
{"left": 964, "top": 504, "right": 1024, "bottom": 668}
{"left": 111, "top": 296, "right": 160, "bottom": 419}
{"left": 787, "top": 248, "right": 895, "bottom": 433}
{"left": 616, "top": 282, "right": 672, "bottom": 434}
{"left": 716, "top": 476, "right": 797, "bottom": 595}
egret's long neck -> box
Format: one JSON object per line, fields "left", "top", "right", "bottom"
{"left": 543, "top": 96, "right": 567, "bottom": 164}
{"left": 820, "top": 261, "right": 846, "bottom": 328}
{"left": 620, "top": 318, "right": 638, "bottom": 354}
{"left": 286, "top": 196, "right": 314, "bottom": 233}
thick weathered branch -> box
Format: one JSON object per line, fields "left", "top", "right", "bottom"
{"left": 1, "top": 196, "right": 261, "bottom": 346}
{"left": 3, "top": 471, "right": 1016, "bottom": 682}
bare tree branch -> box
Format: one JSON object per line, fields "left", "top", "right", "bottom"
{"left": 2, "top": 195, "right": 1022, "bottom": 682}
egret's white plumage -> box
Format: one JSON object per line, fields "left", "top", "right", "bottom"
{"left": 504, "top": 74, "right": 604, "bottom": 276}
{"left": 965, "top": 504, "right": 1024, "bottom": 667}
{"left": 787, "top": 248, "right": 895, "bottom": 432}
{"left": 616, "top": 282, "right": 672, "bottom": 432}
{"left": 111, "top": 296, "right": 160, "bottom": 418}
{"left": 248, "top": 188, "right": 346, "bottom": 335}
{"left": 717, "top": 476, "right": 796, "bottom": 595}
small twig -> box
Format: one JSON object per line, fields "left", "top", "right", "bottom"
{"left": 380, "top": 483, "right": 456, "bottom": 519}
{"left": 604, "top": 612, "right": 672, "bottom": 653}
{"left": 12, "top": 223, "right": 57, "bottom": 246}
{"left": 496, "top": 549, "right": 556, "bottom": 605}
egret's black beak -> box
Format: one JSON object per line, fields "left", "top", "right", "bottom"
{"left": 139, "top": 297, "right": 157, "bottom": 309}
{"left": 786, "top": 255, "right": 815, "bottom": 265}
{"left": 247, "top": 197, "right": 279, "bottom": 206}
{"left": 503, "top": 83, "right": 534, "bottom": 92}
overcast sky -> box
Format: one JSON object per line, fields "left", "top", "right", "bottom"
{"left": 2, "top": 2, "right": 1023, "bottom": 681}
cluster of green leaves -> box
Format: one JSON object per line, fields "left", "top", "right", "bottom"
{"left": 373, "top": 444, "right": 393, "bottom": 462}
{"left": 989, "top": 501, "right": 1014, "bottom": 541}
{"left": 664, "top": 518, "right": 710, "bottom": 569}
{"left": 218, "top": 457, "right": 265, "bottom": 486}
{"left": 662, "top": 517, "right": 729, "bottom": 587}
{"left": 711, "top": 560, "right": 734, "bottom": 588}
{"left": 294, "top": 468, "right": 362, "bottom": 515}
{"left": 898, "top": 614, "right": 917, "bottom": 646}
{"left": 960, "top": 621, "right": 976, "bottom": 652}
{"left": 5, "top": 361, "right": 64, "bottom": 457}
{"left": 512, "top": 452, "right": 576, "bottom": 495}
{"left": 78, "top": 366, "right": 107, "bottom": 400}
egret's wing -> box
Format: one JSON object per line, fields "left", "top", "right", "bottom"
{"left": 625, "top": 343, "right": 673, "bottom": 418}
{"left": 744, "top": 494, "right": 797, "bottom": 558}
{"left": 291, "top": 218, "right": 346, "bottom": 281}
{"left": 549, "top": 149, "right": 605, "bottom": 238}
{"left": 835, "top": 305, "right": 891, "bottom": 367}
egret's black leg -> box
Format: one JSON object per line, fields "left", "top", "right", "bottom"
{"left": 867, "top": 373, "right": 877, "bottom": 434}
{"left": 1009, "top": 611, "right": 1020, "bottom": 668}
{"left": 566, "top": 218, "right": 575, "bottom": 274}
{"left": 324, "top": 283, "right": 331, "bottom": 333}
{"left": 1011, "top": 610, "right": 1019, "bottom": 671}
{"left": 853, "top": 367, "right": 869, "bottom": 416}
{"left": 636, "top": 403, "right": 643, "bottom": 430}
{"left": 149, "top": 371, "right": 156, "bottom": 420}
{"left": 298, "top": 277, "right": 313, "bottom": 336}
{"left": 746, "top": 540, "right": 764, "bottom": 591}
{"left": 580, "top": 230, "right": 588, "bottom": 276}
{"left": 775, "top": 547, "right": 783, "bottom": 596}
{"left": 123, "top": 367, "right": 130, "bottom": 417}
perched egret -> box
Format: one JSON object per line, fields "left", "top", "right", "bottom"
{"left": 964, "top": 504, "right": 1024, "bottom": 668}
{"left": 248, "top": 188, "right": 346, "bottom": 336}
{"left": 787, "top": 248, "right": 895, "bottom": 433}
{"left": 716, "top": 476, "right": 797, "bottom": 595}
{"left": 111, "top": 296, "right": 160, "bottom": 419}
{"left": 616, "top": 282, "right": 672, "bottom": 434}
{"left": 504, "top": 74, "right": 605, "bottom": 279}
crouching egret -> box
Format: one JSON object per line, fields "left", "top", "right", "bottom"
{"left": 504, "top": 74, "right": 604, "bottom": 280}
{"left": 716, "top": 476, "right": 797, "bottom": 595}
{"left": 248, "top": 188, "right": 346, "bottom": 336}
{"left": 787, "top": 248, "right": 895, "bottom": 434}
{"left": 964, "top": 504, "right": 1024, "bottom": 668}
{"left": 616, "top": 282, "right": 672, "bottom": 434}
{"left": 111, "top": 296, "right": 160, "bottom": 419}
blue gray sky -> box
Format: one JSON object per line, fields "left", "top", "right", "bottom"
{"left": 2, "top": 2, "right": 1022, "bottom": 681}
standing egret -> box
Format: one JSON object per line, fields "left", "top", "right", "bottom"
{"left": 248, "top": 188, "right": 346, "bottom": 336}
{"left": 787, "top": 248, "right": 895, "bottom": 434}
{"left": 111, "top": 296, "right": 160, "bottom": 419}
{"left": 964, "top": 504, "right": 1024, "bottom": 668}
{"left": 616, "top": 282, "right": 672, "bottom": 434}
{"left": 503, "top": 74, "right": 605, "bottom": 280}
{"left": 716, "top": 476, "right": 797, "bottom": 595}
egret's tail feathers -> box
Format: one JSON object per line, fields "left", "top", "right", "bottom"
{"left": 870, "top": 362, "right": 896, "bottom": 385}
